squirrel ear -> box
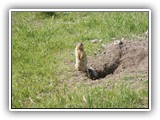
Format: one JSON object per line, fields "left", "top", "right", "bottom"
{"left": 80, "top": 42, "right": 83, "bottom": 46}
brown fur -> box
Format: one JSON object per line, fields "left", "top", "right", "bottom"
{"left": 75, "top": 43, "right": 87, "bottom": 72}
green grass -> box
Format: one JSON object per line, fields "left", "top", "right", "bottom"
{"left": 11, "top": 11, "right": 149, "bottom": 108}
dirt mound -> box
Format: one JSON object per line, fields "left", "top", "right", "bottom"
{"left": 87, "top": 39, "right": 148, "bottom": 80}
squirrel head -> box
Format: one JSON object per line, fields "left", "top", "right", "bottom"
{"left": 76, "top": 42, "right": 84, "bottom": 51}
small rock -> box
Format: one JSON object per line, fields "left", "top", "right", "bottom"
{"left": 99, "top": 39, "right": 102, "bottom": 42}
{"left": 121, "top": 38, "right": 124, "bottom": 41}
{"left": 91, "top": 39, "right": 99, "bottom": 43}
{"left": 94, "top": 52, "right": 97, "bottom": 55}
{"left": 91, "top": 39, "right": 103, "bottom": 43}
{"left": 114, "top": 40, "right": 123, "bottom": 45}
{"left": 101, "top": 44, "right": 106, "bottom": 48}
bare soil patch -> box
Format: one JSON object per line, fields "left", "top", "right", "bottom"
{"left": 87, "top": 39, "right": 148, "bottom": 79}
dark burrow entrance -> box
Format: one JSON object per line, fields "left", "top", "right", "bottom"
{"left": 86, "top": 40, "right": 123, "bottom": 80}
{"left": 86, "top": 60, "right": 120, "bottom": 80}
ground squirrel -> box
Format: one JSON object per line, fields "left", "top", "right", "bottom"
{"left": 75, "top": 42, "right": 87, "bottom": 72}
{"left": 75, "top": 42, "right": 99, "bottom": 80}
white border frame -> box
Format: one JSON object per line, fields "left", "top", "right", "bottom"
{"left": 9, "top": 9, "right": 151, "bottom": 111}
